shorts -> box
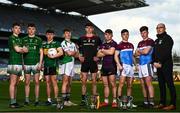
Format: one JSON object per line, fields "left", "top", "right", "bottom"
{"left": 120, "top": 64, "right": 134, "bottom": 77}
{"left": 60, "top": 61, "right": 74, "bottom": 77}
{"left": 7, "top": 65, "right": 23, "bottom": 76}
{"left": 44, "top": 66, "right": 57, "bottom": 75}
{"left": 81, "top": 61, "right": 98, "bottom": 73}
{"left": 101, "top": 67, "right": 117, "bottom": 76}
{"left": 138, "top": 63, "right": 153, "bottom": 78}
{"left": 24, "top": 63, "right": 40, "bottom": 75}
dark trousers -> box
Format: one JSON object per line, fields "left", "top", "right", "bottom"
{"left": 157, "top": 61, "right": 176, "bottom": 106}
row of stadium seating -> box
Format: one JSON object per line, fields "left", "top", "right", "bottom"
{"left": 0, "top": 3, "right": 104, "bottom": 39}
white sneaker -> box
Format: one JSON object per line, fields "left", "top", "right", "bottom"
{"left": 64, "top": 101, "right": 71, "bottom": 106}
{"left": 68, "top": 101, "right": 77, "bottom": 106}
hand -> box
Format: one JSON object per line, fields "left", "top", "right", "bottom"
{"left": 135, "top": 65, "right": 139, "bottom": 71}
{"left": 117, "top": 64, "right": 123, "bottom": 71}
{"left": 79, "top": 56, "right": 85, "bottom": 63}
{"left": 153, "top": 62, "right": 162, "bottom": 68}
{"left": 93, "top": 56, "right": 99, "bottom": 62}
{"left": 37, "top": 63, "right": 42, "bottom": 71}
{"left": 23, "top": 46, "right": 28, "bottom": 53}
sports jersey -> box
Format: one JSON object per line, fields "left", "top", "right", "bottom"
{"left": 100, "top": 40, "right": 117, "bottom": 69}
{"left": 137, "top": 38, "right": 154, "bottom": 65}
{"left": 22, "top": 36, "right": 42, "bottom": 65}
{"left": 60, "top": 39, "right": 77, "bottom": 64}
{"left": 116, "top": 41, "right": 134, "bottom": 66}
{"left": 42, "top": 40, "right": 61, "bottom": 67}
{"left": 78, "top": 35, "right": 101, "bottom": 61}
{"left": 8, "top": 35, "right": 23, "bottom": 65}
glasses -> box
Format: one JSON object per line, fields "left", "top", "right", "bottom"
{"left": 156, "top": 26, "right": 164, "bottom": 29}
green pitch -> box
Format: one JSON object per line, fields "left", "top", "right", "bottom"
{"left": 0, "top": 81, "right": 179, "bottom": 112}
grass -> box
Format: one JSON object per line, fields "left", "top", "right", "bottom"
{"left": 0, "top": 81, "right": 179, "bottom": 112}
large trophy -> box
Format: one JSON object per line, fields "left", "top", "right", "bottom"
{"left": 56, "top": 97, "right": 64, "bottom": 110}
{"left": 89, "top": 95, "right": 100, "bottom": 110}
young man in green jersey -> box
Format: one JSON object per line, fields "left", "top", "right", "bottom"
{"left": 8, "top": 23, "right": 28, "bottom": 108}
{"left": 41, "top": 29, "right": 63, "bottom": 105}
{"left": 60, "top": 28, "right": 78, "bottom": 106}
{"left": 22, "top": 23, "right": 43, "bottom": 106}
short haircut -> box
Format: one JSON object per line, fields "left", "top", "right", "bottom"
{"left": 140, "top": 26, "right": 148, "bottom": 32}
{"left": 105, "top": 29, "right": 113, "bottom": 34}
{"left": 121, "top": 29, "right": 129, "bottom": 34}
{"left": 27, "top": 23, "right": 36, "bottom": 28}
{"left": 85, "top": 22, "right": 93, "bottom": 27}
{"left": 46, "top": 29, "right": 54, "bottom": 33}
{"left": 12, "top": 22, "right": 20, "bottom": 28}
{"left": 63, "top": 28, "right": 71, "bottom": 33}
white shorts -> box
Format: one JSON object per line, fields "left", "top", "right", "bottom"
{"left": 138, "top": 63, "right": 153, "bottom": 78}
{"left": 7, "top": 65, "right": 23, "bottom": 76}
{"left": 121, "top": 64, "right": 134, "bottom": 77}
{"left": 59, "top": 61, "right": 74, "bottom": 77}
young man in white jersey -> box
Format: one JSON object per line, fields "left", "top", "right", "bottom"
{"left": 60, "top": 28, "right": 78, "bottom": 106}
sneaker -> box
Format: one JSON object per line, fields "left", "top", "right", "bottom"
{"left": 9, "top": 103, "right": 21, "bottom": 108}
{"left": 45, "top": 101, "right": 52, "bottom": 106}
{"left": 112, "top": 102, "right": 118, "bottom": 108}
{"left": 80, "top": 100, "right": 86, "bottom": 106}
{"left": 142, "top": 102, "right": 149, "bottom": 108}
{"left": 100, "top": 102, "right": 108, "bottom": 107}
{"left": 24, "top": 101, "right": 30, "bottom": 106}
{"left": 64, "top": 101, "right": 71, "bottom": 106}
{"left": 34, "top": 101, "right": 39, "bottom": 106}
{"left": 68, "top": 101, "right": 77, "bottom": 106}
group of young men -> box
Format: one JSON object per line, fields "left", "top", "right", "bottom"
{"left": 8, "top": 22, "right": 176, "bottom": 110}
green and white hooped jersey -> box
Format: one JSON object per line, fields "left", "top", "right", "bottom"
{"left": 60, "top": 40, "right": 77, "bottom": 64}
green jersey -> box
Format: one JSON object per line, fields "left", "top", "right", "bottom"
{"left": 42, "top": 40, "right": 61, "bottom": 67}
{"left": 8, "top": 35, "right": 23, "bottom": 65}
{"left": 22, "top": 36, "right": 42, "bottom": 65}
{"left": 60, "top": 39, "right": 77, "bottom": 64}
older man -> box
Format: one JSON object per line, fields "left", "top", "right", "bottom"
{"left": 153, "top": 23, "right": 176, "bottom": 110}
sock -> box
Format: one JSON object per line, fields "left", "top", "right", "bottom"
{"left": 82, "top": 95, "right": 85, "bottom": 101}
{"left": 149, "top": 97, "right": 154, "bottom": 105}
{"left": 62, "top": 93, "right": 66, "bottom": 101}
{"left": 104, "top": 98, "right": 109, "bottom": 103}
{"left": 35, "top": 97, "right": 39, "bottom": 102}
{"left": 144, "top": 97, "right": 148, "bottom": 104}
{"left": 113, "top": 98, "right": 117, "bottom": 103}
{"left": 10, "top": 98, "right": 16, "bottom": 104}
{"left": 66, "top": 93, "right": 70, "bottom": 101}
{"left": 47, "top": 98, "right": 51, "bottom": 102}
{"left": 25, "top": 97, "right": 29, "bottom": 103}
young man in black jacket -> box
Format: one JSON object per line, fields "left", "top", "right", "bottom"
{"left": 153, "top": 23, "right": 176, "bottom": 110}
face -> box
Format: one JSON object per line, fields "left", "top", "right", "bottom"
{"left": 85, "top": 26, "right": 94, "bottom": 34}
{"left": 46, "top": 33, "right": 54, "bottom": 41}
{"left": 12, "top": 25, "right": 21, "bottom": 35}
{"left": 140, "top": 30, "right": 148, "bottom": 39}
{"left": 104, "top": 33, "right": 112, "bottom": 42}
{"left": 156, "top": 24, "right": 166, "bottom": 34}
{"left": 27, "top": 26, "right": 36, "bottom": 36}
{"left": 121, "top": 32, "right": 129, "bottom": 41}
{"left": 64, "top": 31, "right": 71, "bottom": 39}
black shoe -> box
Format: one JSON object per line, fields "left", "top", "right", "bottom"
{"left": 24, "top": 102, "right": 30, "bottom": 106}
{"left": 45, "top": 101, "right": 52, "bottom": 106}
{"left": 34, "top": 101, "right": 39, "bottom": 106}
{"left": 80, "top": 100, "right": 86, "bottom": 106}
{"left": 148, "top": 103, "right": 154, "bottom": 108}
{"left": 9, "top": 103, "right": 21, "bottom": 108}
{"left": 142, "top": 102, "right": 149, "bottom": 108}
